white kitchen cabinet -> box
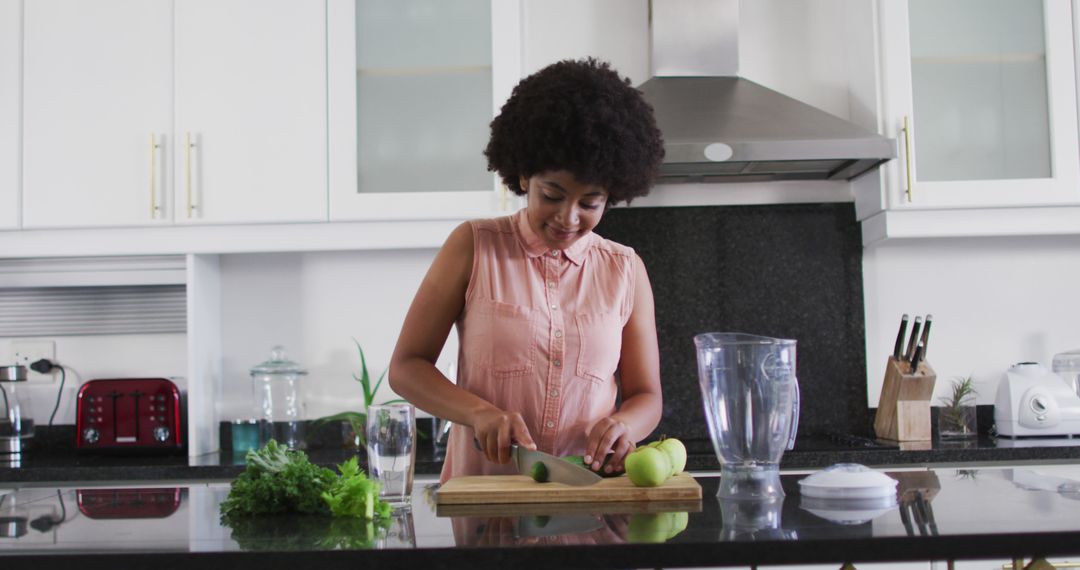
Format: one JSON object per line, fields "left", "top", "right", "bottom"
{"left": 0, "top": 0, "right": 19, "bottom": 230}
{"left": 327, "top": 0, "right": 522, "bottom": 221}
{"left": 22, "top": 0, "right": 327, "bottom": 229}
{"left": 173, "top": 0, "right": 327, "bottom": 225}
{"left": 874, "top": 0, "right": 1080, "bottom": 211}
{"left": 22, "top": 0, "right": 173, "bottom": 228}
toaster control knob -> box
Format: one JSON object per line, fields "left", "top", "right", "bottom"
{"left": 82, "top": 427, "right": 100, "bottom": 444}
{"left": 153, "top": 426, "right": 171, "bottom": 443}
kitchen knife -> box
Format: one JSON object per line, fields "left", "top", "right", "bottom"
{"left": 892, "top": 314, "right": 909, "bottom": 361}
{"left": 909, "top": 342, "right": 924, "bottom": 373}
{"left": 516, "top": 514, "right": 605, "bottom": 537}
{"left": 904, "top": 316, "right": 923, "bottom": 363}
{"left": 918, "top": 314, "right": 933, "bottom": 359}
{"left": 513, "top": 445, "right": 602, "bottom": 486}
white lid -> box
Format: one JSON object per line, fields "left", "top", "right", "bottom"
{"left": 798, "top": 463, "right": 899, "bottom": 500}
{"left": 800, "top": 495, "right": 897, "bottom": 525}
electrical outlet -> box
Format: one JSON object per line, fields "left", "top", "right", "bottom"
{"left": 8, "top": 340, "right": 56, "bottom": 382}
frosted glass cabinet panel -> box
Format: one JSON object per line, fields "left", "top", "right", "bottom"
{"left": 909, "top": 0, "right": 1050, "bottom": 182}
{"left": 877, "top": 0, "right": 1079, "bottom": 209}
{"left": 328, "top": 0, "right": 522, "bottom": 221}
{"left": 356, "top": 0, "right": 492, "bottom": 195}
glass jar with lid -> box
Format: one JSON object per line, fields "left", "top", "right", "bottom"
{"left": 0, "top": 365, "right": 34, "bottom": 454}
{"left": 249, "top": 346, "right": 307, "bottom": 450}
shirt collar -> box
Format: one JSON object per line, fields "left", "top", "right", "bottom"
{"left": 515, "top": 209, "right": 590, "bottom": 266}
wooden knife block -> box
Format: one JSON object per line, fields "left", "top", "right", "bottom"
{"left": 874, "top": 357, "right": 937, "bottom": 441}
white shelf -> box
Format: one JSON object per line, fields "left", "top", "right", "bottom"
{"left": 861, "top": 205, "right": 1080, "bottom": 246}
{"left": 0, "top": 217, "right": 475, "bottom": 259}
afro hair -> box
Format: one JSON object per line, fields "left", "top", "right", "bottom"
{"left": 484, "top": 58, "right": 664, "bottom": 205}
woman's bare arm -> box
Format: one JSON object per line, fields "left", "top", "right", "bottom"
{"left": 389, "top": 222, "right": 536, "bottom": 465}
{"left": 582, "top": 254, "right": 663, "bottom": 472}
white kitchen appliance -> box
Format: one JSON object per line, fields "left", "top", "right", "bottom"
{"left": 994, "top": 362, "right": 1080, "bottom": 437}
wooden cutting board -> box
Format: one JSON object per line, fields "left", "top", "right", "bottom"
{"left": 436, "top": 472, "right": 702, "bottom": 505}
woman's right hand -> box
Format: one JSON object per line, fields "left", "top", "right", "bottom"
{"left": 472, "top": 407, "right": 537, "bottom": 465}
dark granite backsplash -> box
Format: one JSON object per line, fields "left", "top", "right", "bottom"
{"left": 594, "top": 203, "right": 869, "bottom": 441}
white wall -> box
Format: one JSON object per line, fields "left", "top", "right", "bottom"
{"left": 0, "top": 333, "right": 187, "bottom": 426}
{"left": 863, "top": 235, "right": 1080, "bottom": 407}
{"left": 217, "top": 249, "right": 457, "bottom": 422}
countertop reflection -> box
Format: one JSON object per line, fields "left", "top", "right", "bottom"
{"left": 2, "top": 467, "right": 1080, "bottom": 569}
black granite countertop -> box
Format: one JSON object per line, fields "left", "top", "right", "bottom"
{"left": 4, "top": 430, "right": 1080, "bottom": 483}
{"left": 2, "top": 466, "right": 1080, "bottom": 569}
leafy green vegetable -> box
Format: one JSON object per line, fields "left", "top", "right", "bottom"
{"left": 223, "top": 514, "right": 391, "bottom": 551}
{"left": 321, "top": 457, "right": 393, "bottom": 520}
{"left": 220, "top": 440, "right": 337, "bottom": 519}
{"left": 220, "top": 441, "right": 394, "bottom": 524}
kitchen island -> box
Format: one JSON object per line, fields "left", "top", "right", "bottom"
{"left": 4, "top": 432, "right": 1080, "bottom": 483}
{"left": 2, "top": 466, "right": 1079, "bottom": 569}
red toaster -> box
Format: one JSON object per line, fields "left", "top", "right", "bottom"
{"left": 77, "top": 488, "right": 183, "bottom": 519}
{"left": 75, "top": 378, "right": 184, "bottom": 452}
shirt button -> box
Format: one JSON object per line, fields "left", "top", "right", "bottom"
{"left": 550, "top": 249, "right": 559, "bottom": 257}
{"left": 547, "top": 281, "right": 556, "bottom": 288}
{"left": 549, "top": 389, "right": 559, "bottom": 397}
{"left": 550, "top": 304, "right": 558, "bottom": 310}
{"left": 545, "top": 420, "right": 555, "bottom": 429}
{"left": 553, "top": 359, "right": 562, "bottom": 367}
{"left": 554, "top": 330, "right": 563, "bottom": 338}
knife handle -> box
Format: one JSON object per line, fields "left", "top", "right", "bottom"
{"left": 918, "top": 315, "right": 933, "bottom": 359}
{"left": 904, "top": 316, "right": 923, "bottom": 362}
{"left": 892, "top": 314, "right": 909, "bottom": 360}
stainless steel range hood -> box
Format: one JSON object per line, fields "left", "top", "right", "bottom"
{"left": 641, "top": 0, "right": 896, "bottom": 183}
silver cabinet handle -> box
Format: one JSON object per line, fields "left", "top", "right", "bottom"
{"left": 149, "top": 134, "right": 161, "bottom": 218}
{"left": 185, "top": 132, "right": 198, "bottom": 218}
{"left": 901, "top": 115, "right": 913, "bottom": 203}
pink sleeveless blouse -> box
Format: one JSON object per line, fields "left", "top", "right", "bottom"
{"left": 440, "top": 209, "right": 637, "bottom": 483}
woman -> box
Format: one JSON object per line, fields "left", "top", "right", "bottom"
{"left": 389, "top": 58, "right": 665, "bottom": 482}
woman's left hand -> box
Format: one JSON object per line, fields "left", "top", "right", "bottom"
{"left": 583, "top": 417, "right": 635, "bottom": 474}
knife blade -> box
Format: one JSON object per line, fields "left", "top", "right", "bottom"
{"left": 516, "top": 514, "right": 605, "bottom": 537}
{"left": 513, "top": 445, "right": 602, "bottom": 486}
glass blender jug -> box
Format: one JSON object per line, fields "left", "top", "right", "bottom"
{"left": 695, "top": 333, "right": 799, "bottom": 499}
{"left": 0, "top": 365, "right": 34, "bottom": 455}
{"left": 250, "top": 346, "right": 307, "bottom": 450}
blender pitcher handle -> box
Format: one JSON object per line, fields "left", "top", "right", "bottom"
{"left": 786, "top": 377, "right": 800, "bottom": 451}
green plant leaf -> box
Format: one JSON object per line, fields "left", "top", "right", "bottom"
{"left": 938, "top": 375, "right": 977, "bottom": 408}
{"left": 354, "top": 339, "right": 374, "bottom": 406}
{"left": 369, "top": 369, "right": 388, "bottom": 405}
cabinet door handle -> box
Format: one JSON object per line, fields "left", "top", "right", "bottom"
{"left": 185, "top": 132, "right": 198, "bottom": 218}
{"left": 901, "top": 115, "right": 913, "bottom": 203}
{"left": 149, "top": 134, "right": 161, "bottom": 218}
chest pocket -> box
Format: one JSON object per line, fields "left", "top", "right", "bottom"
{"left": 575, "top": 312, "right": 623, "bottom": 384}
{"left": 466, "top": 299, "right": 535, "bottom": 378}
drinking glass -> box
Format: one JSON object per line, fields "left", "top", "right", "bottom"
{"left": 366, "top": 403, "right": 416, "bottom": 505}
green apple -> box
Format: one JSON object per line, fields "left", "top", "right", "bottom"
{"left": 656, "top": 438, "right": 687, "bottom": 475}
{"left": 666, "top": 511, "right": 689, "bottom": 539}
{"left": 625, "top": 446, "right": 671, "bottom": 487}
{"left": 530, "top": 461, "right": 549, "bottom": 483}
{"left": 626, "top": 513, "right": 673, "bottom": 543}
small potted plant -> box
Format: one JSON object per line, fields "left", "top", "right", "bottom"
{"left": 314, "top": 339, "right": 405, "bottom": 449}
{"left": 938, "top": 375, "right": 978, "bottom": 439}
